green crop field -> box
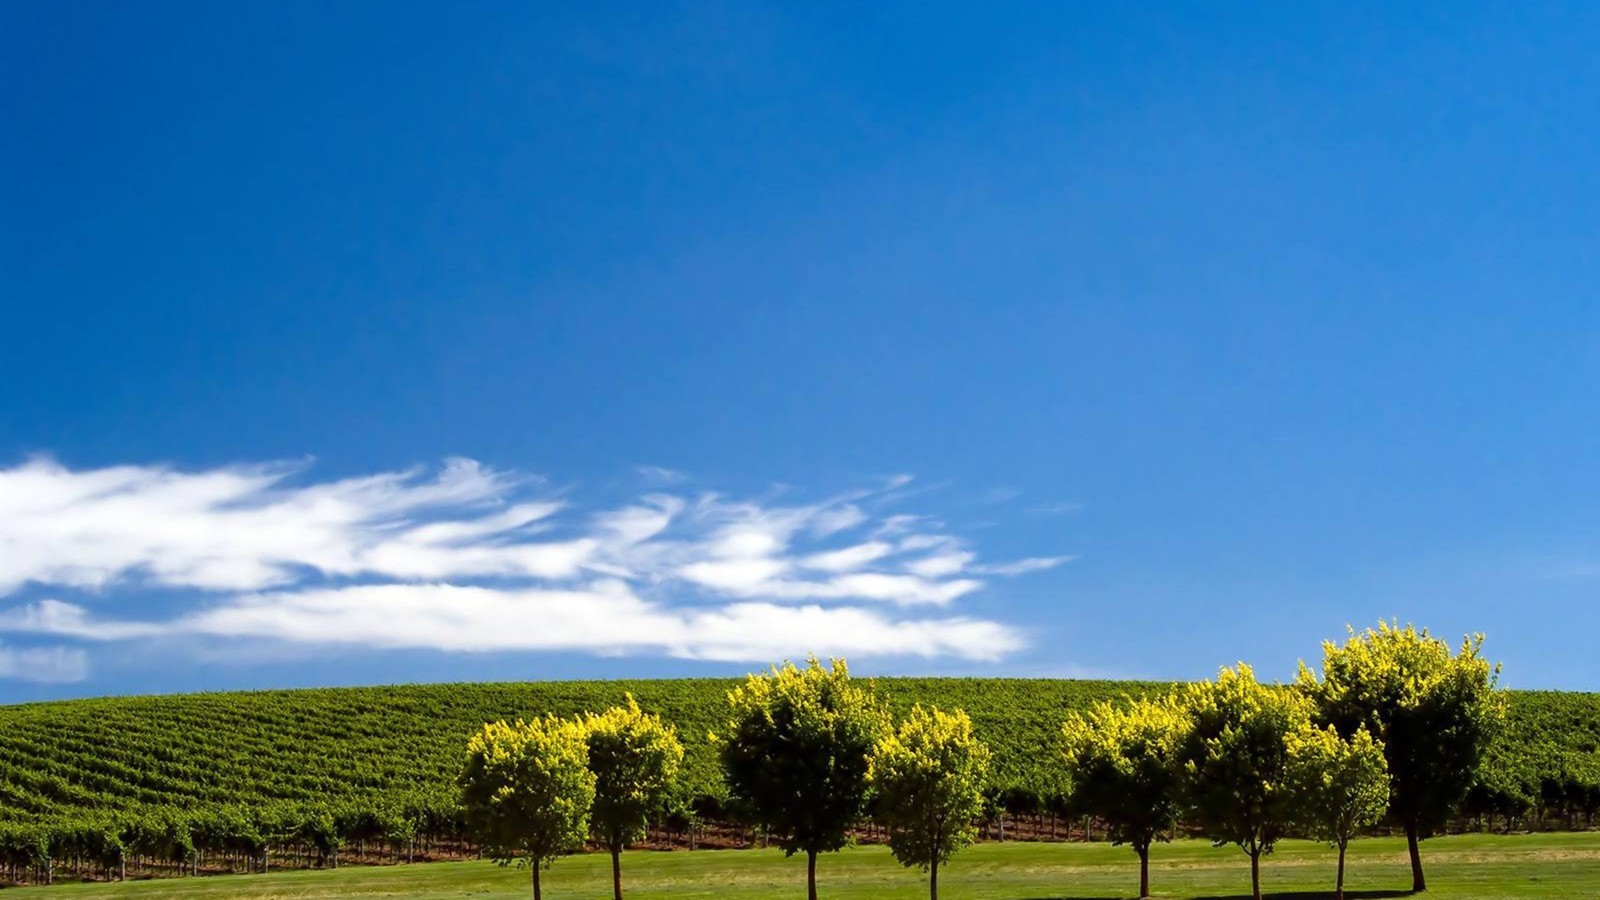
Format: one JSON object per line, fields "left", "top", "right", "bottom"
{"left": 0, "top": 678, "right": 1168, "bottom": 825}
{"left": 0, "top": 679, "right": 1595, "bottom": 890}
{"left": 2, "top": 679, "right": 1595, "bottom": 827}
{"left": 13, "top": 833, "right": 1600, "bottom": 899}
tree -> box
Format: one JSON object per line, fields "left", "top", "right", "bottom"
{"left": 1061, "top": 696, "right": 1188, "bottom": 899}
{"left": 1180, "top": 664, "right": 1311, "bottom": 900}
{"left": 869, "top": 705, "right": 992, "bottom": 900}
{"left": 584, "top": 695, "right": 685, "bottom": 900}
{"left": 717, "top": 657, "right": 890, "bottom": 900}
{"left": 1285, "top": 725, "right": 1390, "bottom": 900}
{"left": 459, "top": 716, "right": 596, "bottom": 900}
{"left": 1297, "top": 622, "right": 1503, "bottom": 892}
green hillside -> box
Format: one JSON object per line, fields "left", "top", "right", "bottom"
{"left": 0, "top": 679, "right": 1162, "bottom": 826}
{"left": 0, "top": 678, "right": 1594, "bottom": 835}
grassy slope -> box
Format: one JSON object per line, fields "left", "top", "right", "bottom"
{"left": 0, "top": 679, "right": 1165, "bottom": 819}
{"left": 17, "top": 833, "right": 1600, "bottom": 899}
{"left": 5, "top": 679, "right": 1596, "bottom": 824}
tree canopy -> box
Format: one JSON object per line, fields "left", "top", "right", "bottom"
{"left": 584, "top": 695, "right": 684, "bottom": 900}
{"left": 1297, "top": 622, "right": 1503, "bottom": 892}
{"left": 1285, "top": 725, "right": 1390, "bottom": 900}
{"left": 1061, "top": 696, "right": 1188, "bottom": 899}
{"left": 870, "top": 705, "right": 992, "bottom": 900}
{"left": 717, "top": 657, "right": 889, "bottom": 900}
{"left": 459, "top": 716, "right": 596, "bottom": 900}
{"left": 1179, "top": 664, "right": 1311, "bottom": 900}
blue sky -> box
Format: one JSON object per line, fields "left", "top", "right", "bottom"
{"left": 3, "top": 1, "right": 1599, "bottom": 700}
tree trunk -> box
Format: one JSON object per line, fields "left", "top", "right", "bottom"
{"left": 1406, "top": 819, "right": 1427, "bottom": 892}
{"left": 612, "top": 844, "right": 624, "bottom": 900}
{"left": 533, "top": 858, "right": 543, "bottom": 900}
{"left": 807, "top": 849, "right": 818, "bottom": 900}
{"left": 1335, "top": 841, "right": 1347, "bottom": 900}
{"left": 1250, "top": 847, "right": 1262, "bottom": 900}
{"left": 1138, "top": 843, "right": 1150, "bottom": 899}
{"left": 930, "top": 857, "right": 938, "bottom": 900}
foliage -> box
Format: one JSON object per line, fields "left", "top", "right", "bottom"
{"left": 1180, "top": 664, "right": 1311, "bottom": 900}
{"left": 869, "top": 706, "right": 990, "bottom": 899}
{"left": 1284, "top": 725, "right": 1389, "bottom": 900}
{"left": 1061, "top": 695, "right": 1188, "bottom": 898}
{"left": 0, "top": 674, "right": 1586, "bottom": 885}
{"left": 458, "top": 716, "right": 595, "bottom": 883}
{"left": 717, "top": 657, "right": 889, "bottom": 899}
{"left": 1285, "top": 725, "right": 1390, "bottom": 847}
{"left": 584, "top": 696, "right": 683, "bottom": 848}
{"left": 1296, "top": 622, "right": 1503, "bottom": 891}
{"left": 583, "top": 695, "right": 684, "bottom": 900}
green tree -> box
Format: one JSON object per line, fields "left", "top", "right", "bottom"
{"left": 1297, "top": 622, "right": 1503, "bottom": 892}
{"left": 869, "top": 705, "right": 992, "bottom": 900}
{"left": 459, "top": 716, "right": 596, "bottom": 900}
{"left": 1285, "top": 725, "right": 1390, "bottom": 900}
{"left": 717, "top": 657, "right": 890, "bottom": 900}
{"left": 1180, "top": 664, "right": 1310, "bottom": 900}
{"left": 584, "top": 695, "right": 685, "bottom": 900}
{"left": 1061, "top": 696, "right": 1188, "bottom": 899}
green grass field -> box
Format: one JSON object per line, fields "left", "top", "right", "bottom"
{"left": 16, "top": 833, "right": 1599, "bottom": 899}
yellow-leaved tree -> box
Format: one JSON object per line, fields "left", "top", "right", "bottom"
{"left": 717, "top": 657, "right": 890, "bottom": 900}
{"left": 1060, "top": 696, "right": 1188, "bottom": 899}
{"left": 1296, "top": 622, "right": 1503, "bottom": 892}
{"left": 869, "top": 705, "right": 992, "bottom": 900}
{"left": 584, "top": 695, "right": 684, "bottom": 900}
{"left": 459, "top": 716, "right": 595, "bottom": 900}
{"left": 1179, "top": 664, "right": 1311, "bottom": 900}
{"left": 1285, "top": 724, "right": 1390, "bottom": 900}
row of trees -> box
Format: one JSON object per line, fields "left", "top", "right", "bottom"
{"left": 458, "top": 623, "right": 1502, "bottom": 900}
{"left": 1062, "top": 665, "right": 1387, "bottom": 900}
{"left": 1046, "top": 623, "right": 1497, "bottom": 900}
{"left": 1052, "top": 624, "right": 1500, "bottom": 900}
{"left": 459, "top": 696, "right": 684, "bottom": 900}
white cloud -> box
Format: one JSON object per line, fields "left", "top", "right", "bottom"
{"left": 0, "top": 457, "right": 1067, "bottom": 671}
{"left": 4, "top": 592, "right": 1023, "bottom": 663}
{"left": 636, "top": 465, "right": 688, "bottom": 484}
{"left": 678, "top": 558, "right": 792, "bottom": 591}
{"left": 808, "top": 504, "right": 867, "bottom": 537}
{"left": 906, "top": 550, "right": 976, "bottom": 578}
{"left": 800, "top": 542, "right": 894, "bottom": 572}
{"left": 972, "top": 556, "right": 1076, "bottom": 576}
{"left": 0, "top": 456, "right": 530, "bottom": 593}
{"left": 0, "top": 642, "right": 90, "bottom": 683}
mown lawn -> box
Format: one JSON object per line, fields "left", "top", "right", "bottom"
{"left": 17, "top": 833, "right": 1600, "bottom": 899}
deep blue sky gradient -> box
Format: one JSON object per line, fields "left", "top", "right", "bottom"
{"left": 4, "top": 1, "right": 1600, "bottom": 698}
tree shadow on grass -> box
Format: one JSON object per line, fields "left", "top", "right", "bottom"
{"left": 1190, "top": 892, "right": 1414, "bottom": 900}
{"left": 1016, "top": 892, "right": 1413, "bottom": 900}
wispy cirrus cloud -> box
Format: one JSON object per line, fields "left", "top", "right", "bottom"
{"left": 8, "top": 591, "right": 1023, "bottom": 663}
{"left": 0, "top": 456, "right": 1071, "bottom": 678}
{"left": 0, "top": 641, "right": 88, "bottom": 684}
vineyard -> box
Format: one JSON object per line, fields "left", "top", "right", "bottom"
{"left": 0, "top": 678, "right": 1595, "bottom": 884}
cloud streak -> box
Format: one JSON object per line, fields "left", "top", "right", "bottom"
{"left": 0, "top": 642, "right": 89, "bottom": 684}
{"left": 0, "top": 457, "right": 1069, "bottom": 675}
